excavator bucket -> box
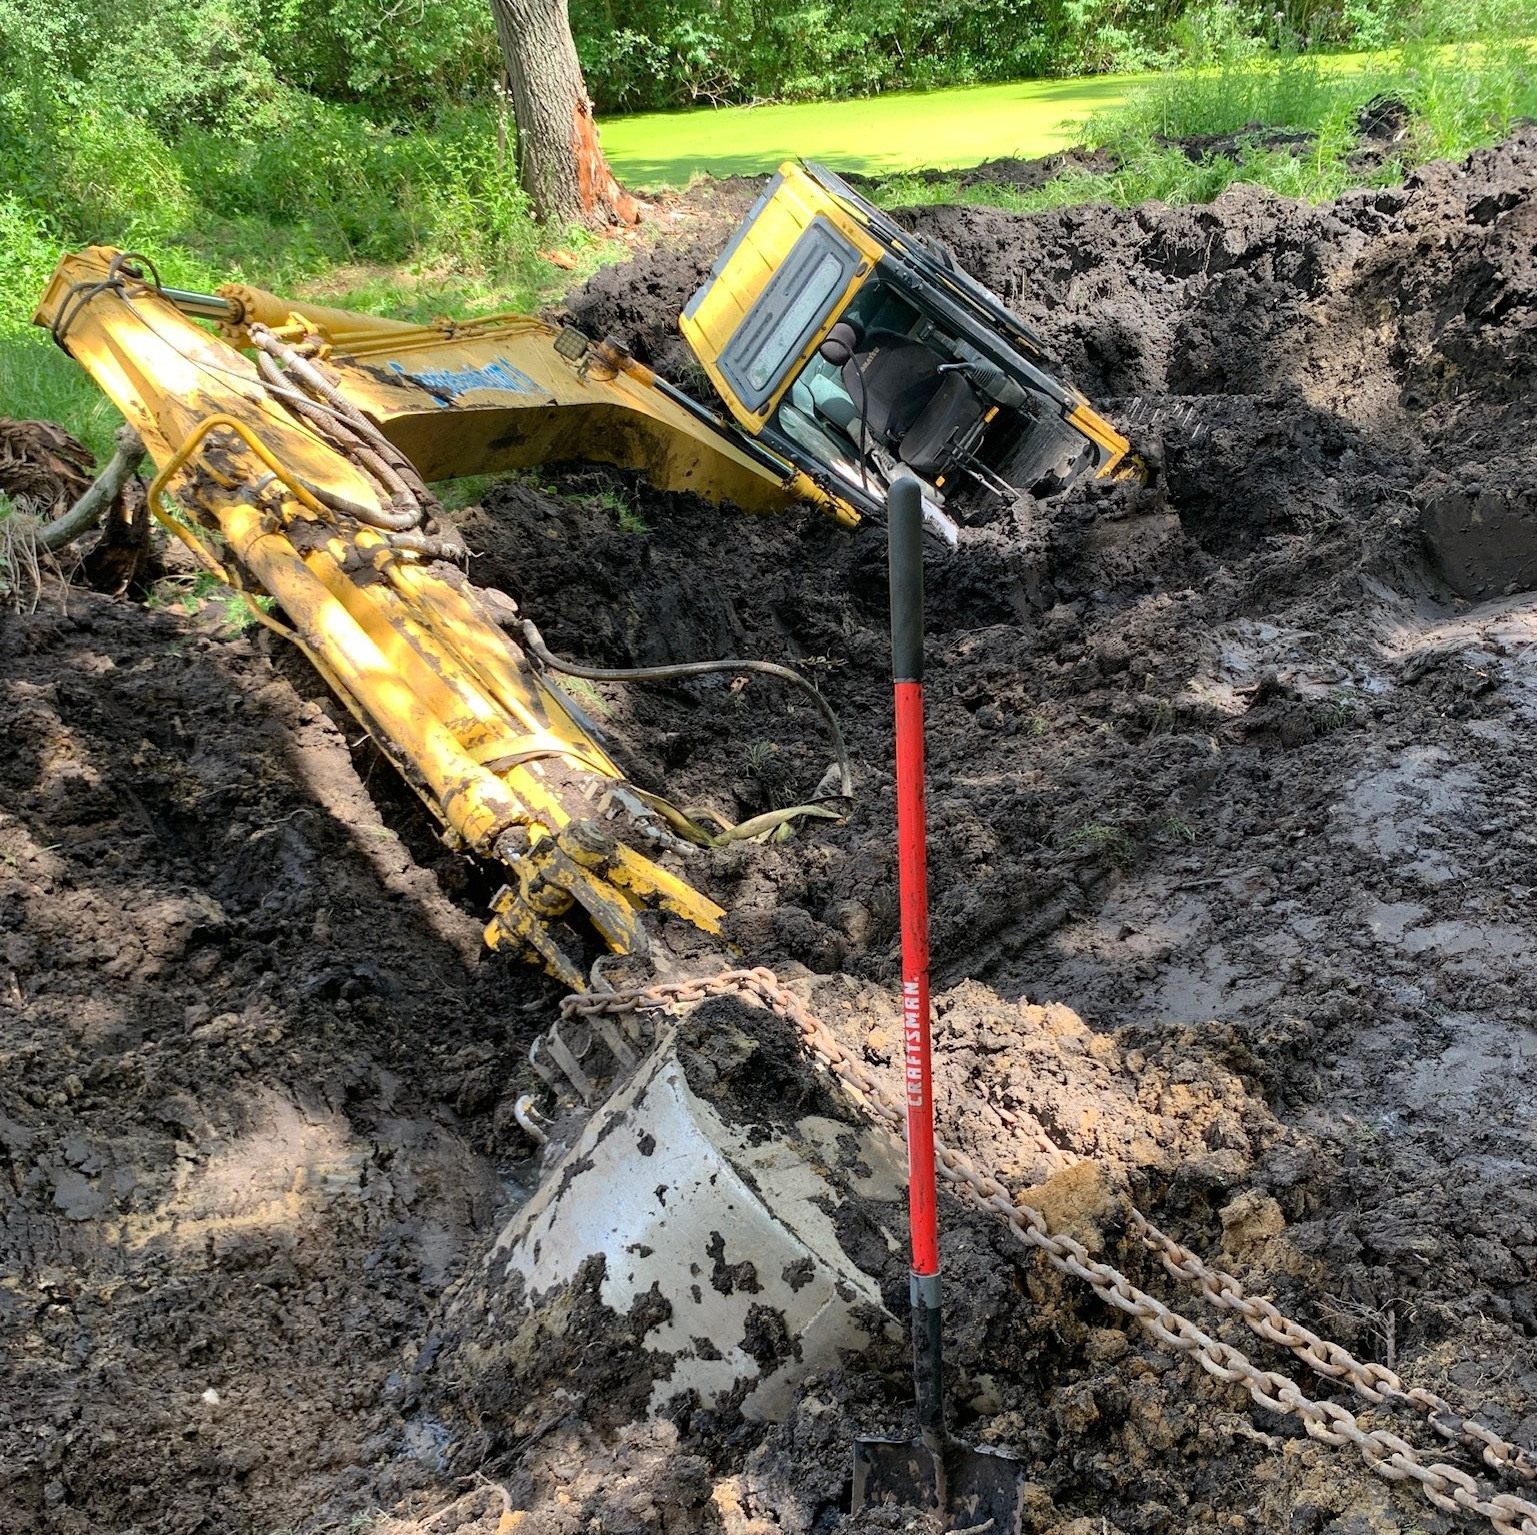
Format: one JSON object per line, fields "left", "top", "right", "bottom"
{"left": 441, "top": 999, "right": 906, "bottom": 1424}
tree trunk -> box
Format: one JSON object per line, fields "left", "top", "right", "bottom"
{"left": 489, "top": 0, "right": 638, "bottom": 228}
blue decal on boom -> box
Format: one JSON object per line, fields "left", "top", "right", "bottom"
{"left": 387, "top": 356, "right": 542, "bottom": 403}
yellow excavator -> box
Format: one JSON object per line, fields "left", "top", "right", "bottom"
{"left": 33, "top": 161, "right": 1137, "bottom": 991}
{"left": 683, "top": 162, "right": 1136, "bottom": 542}
{"left": 32, "top": 162, "right": 1159, "bottom": 1461}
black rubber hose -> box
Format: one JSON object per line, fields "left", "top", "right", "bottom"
{"left": 252, "top": 349, "right": 423, "bottom": 531}
{"left": 256, "top": 355, "right": 420, "bottom": 518}
{"left": 519, "top": 618, "right": 853, "bottom": 801}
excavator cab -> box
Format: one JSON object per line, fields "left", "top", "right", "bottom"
{"left": 680, "top": 161, "right": 1139, "bottom": 538}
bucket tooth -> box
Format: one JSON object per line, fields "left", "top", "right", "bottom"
{"left": 528, "top": 1002, "right": 659, "bottom": 1103}
{"left": 593, "top": 1014, "right": 642, "bottom": 1073}
{"left": 529, "top": 1021, "right": 600, "bottom": 1104}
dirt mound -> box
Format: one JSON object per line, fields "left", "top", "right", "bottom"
{"left": 842, "top": 147, "right": 1122, "bottom": 193}
{"left": 5, "top": 132, "right": 1537, "bottom": 1534}
{"left": 1156, "top": 121, "right": 1316, "bottom": 162}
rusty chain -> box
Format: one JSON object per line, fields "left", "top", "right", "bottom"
{"left": 558, "top": 968, "right": 1537, "bottom": 1535}
{"left": 1130, "top": 1211, "right": 1537, "bottom": 1485}
{"left": 992, "top": 1108, "right": 1537, "bottom": 1487}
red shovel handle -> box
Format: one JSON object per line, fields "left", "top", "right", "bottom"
{"left": 888, "top": 477, "right": 938, "bottom": 1281}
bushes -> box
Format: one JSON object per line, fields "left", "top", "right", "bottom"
{"left": 570, "top": 0, "right": 1534, "bottom": 112}
{"left": 874, "top": 0, "right": 1534, "bottom": 219}
{"left": 1095, "top": 0, "right": 1535, "bottom": 154}
{"left": 0, "top": 0, "right": 496, "bottom": 124}
{"left": 0, "top": 197, "right": 62, "bottom": 341}
{"left": 566, "top": 0, "right": 1181, "bottom": 111}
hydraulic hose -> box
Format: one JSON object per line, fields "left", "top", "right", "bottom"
{"left": 248, "top": 324, "right": 442, "bottom": 532}
{"left": 252, "top": 351, "right": 422, "bottom": 530}
{"left": 519, "top": 618, "right": 854, "bottom": 802}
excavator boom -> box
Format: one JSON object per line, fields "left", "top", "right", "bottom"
{"left": 34, "top": 214, "right": 1138, "bottom": 986}
{"left": 34, "top": 246, "right": 781, "bottom": 989}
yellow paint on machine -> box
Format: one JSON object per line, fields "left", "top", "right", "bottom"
{"left": 33, "top": 247, "right": 737, "bottom": 988}
{"left": 679, "top": 161, "right": 1138, "bottom": 486}
{"left": 680, "top": 165, "right": 885, "bottom": 427}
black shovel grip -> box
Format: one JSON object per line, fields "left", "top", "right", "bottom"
{"left": 888, "top": 476, "right": 925, "bottom": 685}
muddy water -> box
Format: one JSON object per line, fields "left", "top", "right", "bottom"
{"left": 4, "top": 131, "right": 1537, "bottom": 1534}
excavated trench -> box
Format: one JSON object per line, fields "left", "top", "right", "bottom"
{"left": 3, "top": 130, "right": 1537, "bottom": 1535}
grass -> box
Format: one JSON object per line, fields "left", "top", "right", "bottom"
{"left": 1323, "top": 686, "right": 1360, "bottom": 730}
{"left": 0, "top": 340, "right": 124, "bottom": 464}
{"left": 559, "top": 676, "right": 613, "bottom": 720}
{"left": 579, "top": 487, "right": 651, "bottom": 534}
{"left": 743, "top": 739, "right": 778, "bottom": 773}
{"left": 870, "top": 33, "right": 1535, "bottom": 212}
{"left": 142, "top": 570, "right": 276, "bottom": 634}
{"left": 599, "top": 36, "right": 1534, "bottom": 192}
{"left": 1065, "top": 822, "right": 1136, "bottom": 866}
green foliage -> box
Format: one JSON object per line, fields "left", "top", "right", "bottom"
{"left": 1322, "top": 685, "right": 1359, "bottom": 730}
{"left": 876, "top": 0, "right": 1534, "bottom": 213}
{"left": 0, "top": 0, "right": 495, "bottom": 124}
{"left": 569, "top": 0, "right": 1181, "bottom": 111}
{"left": 1064, "top": 821, "right": 1136, "bottom": 866}
{"left": 560, "top": 677, "right": 613, "bottom": 720}
{"left": 572, "top": 0, "right": 1534, "bottom": 111}
{"left": 580, "top": 487, "right": 651, "bottom": 533}
{"left": 0, "top": 196, "right": 62, "bottom": 340}
{"left": 0, "top": 0, "right": 624, "bottom": 451}
{"left": 1160, "top": 815, "right": 1198, "bottom": 843}
{"left": 742, "top": 739, "right": 778, "bottom": 773}
{"left": 0, "top": 193, "right": 122, "bottom": 454}
{"left": 1097, "top": 0, "right": 1536, "bottom": 156}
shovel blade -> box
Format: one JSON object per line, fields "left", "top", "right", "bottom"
{"left": 853, "top": 1434, "right": 1026, "bottom": 1533}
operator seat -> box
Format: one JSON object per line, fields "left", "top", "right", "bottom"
{"left": 820, "top": 320, "right": 987, "bottom": 478}
{"left": 841, "top": 327, "right": 945, "bottom": 446}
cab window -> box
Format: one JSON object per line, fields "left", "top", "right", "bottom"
{"left": 718, "top": 218, "right": 862, "bottom": 414}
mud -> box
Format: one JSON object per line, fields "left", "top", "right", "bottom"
{"left": 5, "top": 130, "right": 1537, "bottom": 1534}
{"left": 0, "top": 598, "right": 548, "bottom": 1534}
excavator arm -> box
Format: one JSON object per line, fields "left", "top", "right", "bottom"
{"left": 34, "top": 246, "right": 850, "bottom": 988}
{"left": 34, "top": 224, "right": 1138, "bottom": 987}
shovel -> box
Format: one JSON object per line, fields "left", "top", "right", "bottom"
{"left": 852, "top": 475, "right": 1028, "bottom": 1534}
